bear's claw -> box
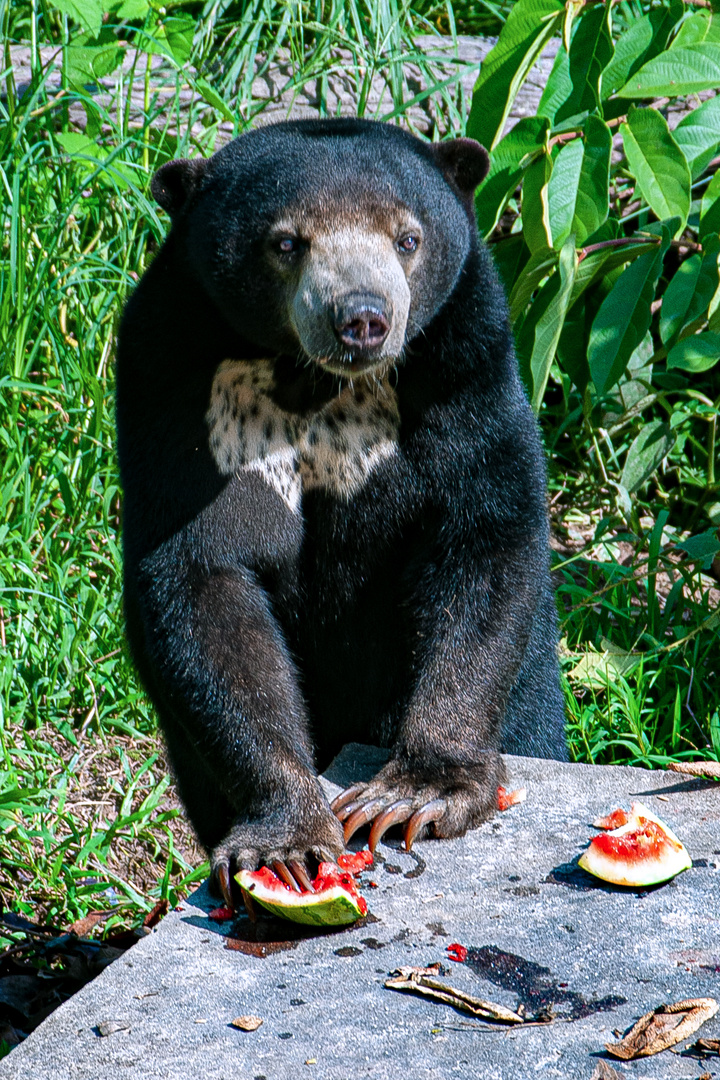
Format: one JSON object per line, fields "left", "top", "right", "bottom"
{"left": 334, "top": 787, "right": 449, "bottom": 851}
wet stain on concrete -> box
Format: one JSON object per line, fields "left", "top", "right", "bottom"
{"left": 226, "top": 910, "right": 372, "bottom": 958}
{"left": 403, "top": 851, "right": 426, "bottom": 879}
{"left": 334, "top": 946, "right": 363, "bottom": 957}
{"left": 460, "top": 945, "right": 626, "bottom": 1021}
{"left": 360, "top": 937, "right": 387, "bottom": 950}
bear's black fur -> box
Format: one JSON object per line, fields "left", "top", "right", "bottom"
{"left": 116, "top": 119, "right": 566, "bottom": 890}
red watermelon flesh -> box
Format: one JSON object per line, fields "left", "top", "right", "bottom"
{"left": 592, "top": 808, "right": 630, "bottom": 830}
{"left": 579, "top": 802, "right": 691, "bottom": 886}
{"left": 235, "top": 852, "right": 372, "bottom": 926}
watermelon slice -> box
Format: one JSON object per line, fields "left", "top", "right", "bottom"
{"left": 235, "top": 852, "right": 372, "bottom": 927}
{"left": 579, "top": 802, "right": 691, "bottom": 887}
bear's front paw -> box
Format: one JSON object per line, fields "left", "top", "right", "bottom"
{"left": 210, "top": 812, "right": 345, "bottom": 908}
{"left": 331, "top": 753, "right": 506, "bottom": 851}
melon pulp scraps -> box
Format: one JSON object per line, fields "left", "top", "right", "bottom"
{"left": 579, "top": 801, "right": 691, "bottom": 887}
{"left": 235, "top": 850, "right": 373, "bottom": 927}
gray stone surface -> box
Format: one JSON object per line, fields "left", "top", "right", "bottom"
{"left": 2, "top": 746, "right": 719, "bottom": 1080}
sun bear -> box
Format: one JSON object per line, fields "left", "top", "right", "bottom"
{"left": 116, "top": 119, "right": 566, "bottom": 904}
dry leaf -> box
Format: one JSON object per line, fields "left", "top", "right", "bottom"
{"left": 97, "top": 1019, "right": 130, "bottom": 1037}
{"left": 606, "top": 998, "right": 718, "bottom": 1059}
{"left": 385, "top": 965, "right": 524, "bottom": 1024}
{"left": 694, "top": 1038, "right": 720, "bottom": 1055}
{"left": 667, "top": 760, "right": 720, "bottom": 780}
{"left": 231, "top": 1015, "right": 263, "bottom": 1031}
{"left": 69, "top": 910, "right": 108, "bottom": 937}
{"left": 589, "top": 1063, "right": 622, "bottom": 1080}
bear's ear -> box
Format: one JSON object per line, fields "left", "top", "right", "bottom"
{"left": 151, "top": 158, "right": 207, "bottom": 217}
{"left": 434, "top": 138, "right": 490, "bottom": 198}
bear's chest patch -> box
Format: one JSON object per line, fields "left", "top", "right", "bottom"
{"left": 206, "top": 360, "right": 400, "bottom": 512}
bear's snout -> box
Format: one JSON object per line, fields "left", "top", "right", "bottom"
{"left": 333, "top": 293, "right": 391, "bottom": 354}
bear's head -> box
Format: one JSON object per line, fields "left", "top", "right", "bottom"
{"left": 152, "top": 120, "right": 489, "bottom": 378}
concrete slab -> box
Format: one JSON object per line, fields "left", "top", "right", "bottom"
{"left": 2, "top": 746, "right": 718, "bottom": 1080}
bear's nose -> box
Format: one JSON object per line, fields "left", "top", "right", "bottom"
{"left": 333, "top": 294, "right": 390, "bottom": 352}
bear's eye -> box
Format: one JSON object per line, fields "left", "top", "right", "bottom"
{"left": 276, "top": 236, "right": 301, "bottom": 255}
{"left": 397, "top": 234, "right": 419, "bottom": 255}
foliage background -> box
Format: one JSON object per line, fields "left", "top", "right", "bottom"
{"left": 1, "top": 0, "right": 719, "bottom": 931}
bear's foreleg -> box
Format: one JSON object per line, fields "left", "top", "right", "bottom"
{"left": 333, "top": 542, "right": 546, "bottom": 850}
{"left": 130, "top": 533, "right": 344, "bottom": 903}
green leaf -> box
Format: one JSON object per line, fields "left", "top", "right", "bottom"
{"left": 508, "top": 246, "right": 558, "bottom": 323}
{"left": 65, "top": 42, "right": 123, "bottom": 87}
{"left": 548, "top": 117, "right": 611, "bottom": 248}
{"left": 547, "top": 139, "right": 583, "bottom": 249}
{"left": 588, "top": 228, "right": 669, "bottom": 395}
{"left": 537, "top": 45, "right": 571, "bottom": 122}
{"left": 474, "top": 117, "right": 549, "bottom": 237}
{"left": 467, "top": 0, "right": 564, "bottom": 150}
{"left": 616, "top": 44, "right": 720, "bottom": 97}
{"left": 556, "top": 4, "right": 614, "bottom": 123}
{"left": 491, "top": 235, "right": 530, "bottom": 296}
{"left": 660, "top": 244, "right": 720, "bottom": 344}
{"left": 621, "top": 107, "right": 691, "bottom": 234}
{"left": 557, "top": 297, "right": 590, "bottom": 390}
{"left": 667, "top": 331, "right": 720, "bottom": 371}
{"left": 621, "top": 419, "right": 675, "bottom": 493}
{"left": 163, "top": 15, "right": 195, "bottom": 65}
{"left": 522, "top": 149, "right": 553, "bottom": 253}
{"left": 570, "top": 239, "right": 652, "bottom": 307}
{"left": 700, "top": 168, "right": 720, "bottom": 240}
{"left": 113, "top": 0, "right": 150, "bottom": 16}
{"left": 53, "top": 0, "right": 104, "bottom": 36}
{"left": 602, "top": 3, "right": 684, "bottom": 99}
{"left": 676, "top": 529, "right": 720, "bottom": 558}
{"left": 669, "top": 10, "right": 714, "bottom": 48}
{"left": 192, "top": 78, "right": 235, "bottom": 123}
{"left": 672, "top": 95, "right": 720, "bottom": 180}
{"left": 516, "top": 237, "right": 577, "bottom": 411}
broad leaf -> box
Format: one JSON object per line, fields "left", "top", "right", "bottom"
{"left": 65, "top": 42, "right": 124, "bottom": 88}
{"left": 516, "top": 237, "right": 577, "bottom": 411}
{"left": 676, "top": 530, "right": 720, "bottom": 558}
{"left": 621, "top": 420, "right": 675, "bottom": 493}
{"left": 537, "top": 45, "right": 571, "bottom": 122}
{"left": 700, "top": 169, "right": 720, "bottom": 240}
{"left": 522, "top": 149, "right": 553, "bottom": 253}
{"left": 548, "top": 116, "right": 611, "bottom": 247}
{"left": 547, "top": 139, "right": 584, "bottom": 248}
{"left": 113, "top": 0, "right": 149, "bottom": 16}
{"left": 467, "top": 0, "right": 564, "bottom": 150}
{"left": 491, "top": 235, "right": 530, "bottom": 296}
{"left": 672, "top": 95, "right": 720, "bottom": 180}
{"left": 669, "top": 10, "right": 715, "bottom": 48}
{"left": 621, "top": 107, "right": 690, "bottom": 233}
{"left": 616, "top": 44, "right": 720, "bottom": 98}
{"left": 508, "top": 246, "right": 558, "bottom": 323}
{"left": 659, "top": 243, "right": 720, "bottom": 344}
{"left": 557, "top": 297, "right": 591, "bottom": 390}
{"left": 602, "top": 2, "right": 684, "bottom": 98}
{"left": 570, "top": 239, "right": 654, "bottom": 307}
{"left": 588, "top": 228, "right": 669, "bottom": 395}
{"left": 53, "top": 0, "right": 104, "bottom": 36}
{"left": 556, "top": 4, "right": 614, "bottom": 123}
{"left": 667, "top": 331, "right": 720, "bottom": 371}
{"left": 474, "top": 117, "right": 549, "bottom": 237}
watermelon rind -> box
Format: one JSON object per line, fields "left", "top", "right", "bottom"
{"left": 235, "top": 871, "right": 365, "bottom": 926}
{"left": 579, "top": 802, "right": 692, "bottom": 886}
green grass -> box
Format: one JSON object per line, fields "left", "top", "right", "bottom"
{"left": 1, "top": 0, "right": 718, "bottom": 932}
